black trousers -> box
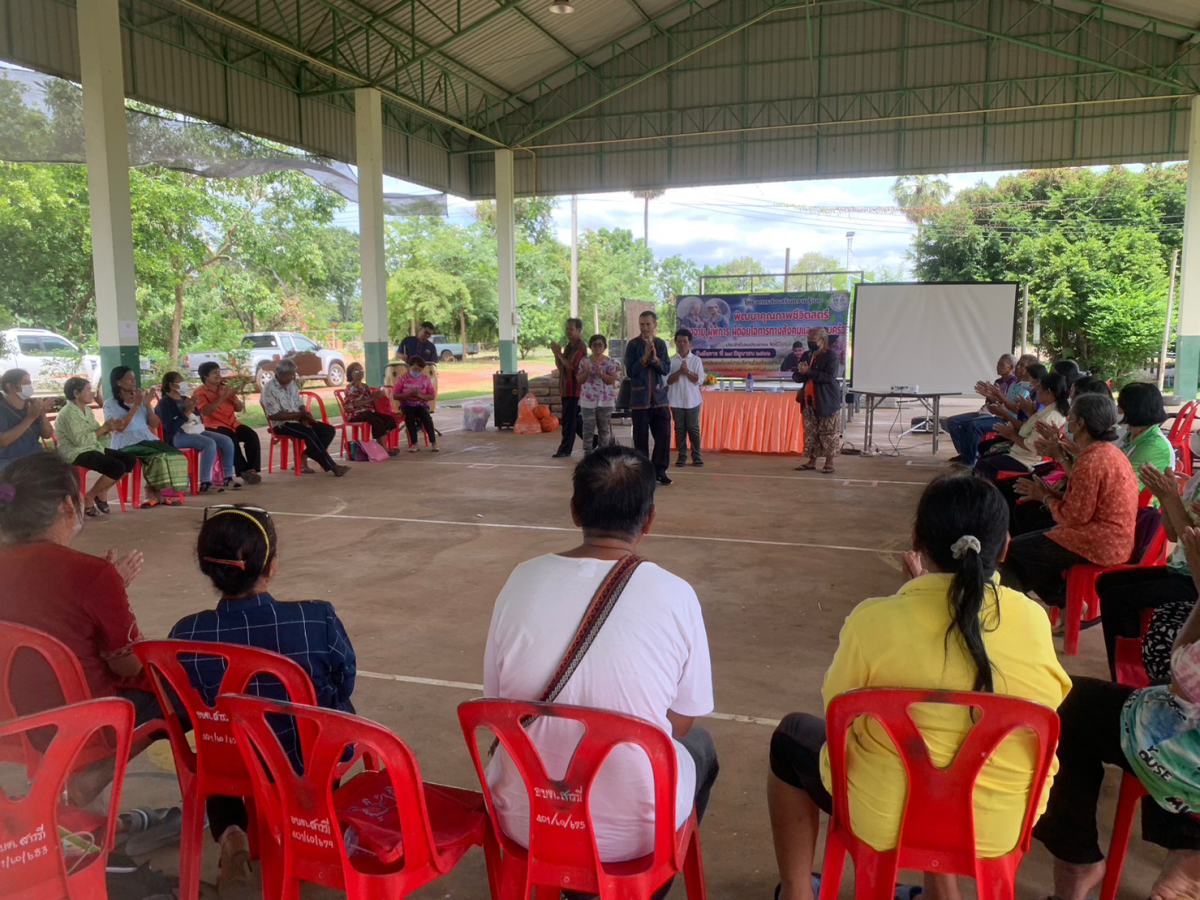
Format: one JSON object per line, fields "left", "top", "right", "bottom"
{"left": 563, "top": 726, "right": 719, "bottom": 900}
{"left": 632, "top": 407, "right": 672, "bottom": 477}
{"left": 1032, "top": 676, "right": 1200, "bottom": 863}
{"left": 1000, "top": 529, "right": 1089, "bottom": 606}
{"left": 73, "top": 448, "right": 136, "bottom": 481}
{"left": 350, "top": 410, "right": 398, "bottom": 443}
{"left": 212, "top": 424, "right": 261, "bottom": 475}
{"left": 557, "top": 396, "right": 584, "bottom": 455}
{"left": 769, "top": 712, "right": 834, "bottom": 814}
{"left": 1097, "top": 568, "right": 1198, "bottom": 681}
{"left": 1011, "top": 500, "right": 1056, "bottom": 536}
{"left": 271, "top": 421, "right": 338, "bottom": 472}
{"left": 404, "top": 407, "right": 437, "bottom": 446}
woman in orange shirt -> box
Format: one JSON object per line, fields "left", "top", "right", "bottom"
{"left": 193, "top": 362, "right": 261, "bottom": 484}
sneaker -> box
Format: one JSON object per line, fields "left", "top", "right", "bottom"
{"left": 676, "top": 457, "right": 687, "bottom": 467}
{"left": 692, "top": 458, "right": 705, "bottom": 467}
{"left": 217, "top": 827, "right": 254, "bottom": 899}
{"left": 657, "top": 474, "right": 673, "bottom": 486}
{"left": 431, "top": 445, "right": 440, "bottom": 452}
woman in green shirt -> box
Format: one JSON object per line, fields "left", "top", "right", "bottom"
{"left": 1118, "top": 382, "right": 1174, "bottom": 500}
{"left": 55, "top": 376, "right": 136, "bottom": 515}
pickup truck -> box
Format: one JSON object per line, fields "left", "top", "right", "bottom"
{"left": 0, "top": 327, "right": 151, "bottom": 402}
{"left": 184, "top": 332, "right": 347, "bottom": 392}
{"left": 429, "top": 334, "right": 480, "bottom": 362}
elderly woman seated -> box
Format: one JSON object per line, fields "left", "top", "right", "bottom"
{"left": 1000, "top": 392, "right": 1139, "bottom": 608}
{"left": 974, "top": 371, "right": 1070, "bottom": 482}
{"left": 0, "top": 368, "right": 52, "bottom": 473}
{"left": 1032, "top": 525, "right": 1200, "bottom": 900}
{"left": 102, "top": 366, "right": 189, "bottom": 507}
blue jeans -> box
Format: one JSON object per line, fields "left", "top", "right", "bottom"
{"left": 172, "top": 429, "right": 235, "bottom": 482}
{"left": 945, "top": 413, "right": 998, "bottom": 465}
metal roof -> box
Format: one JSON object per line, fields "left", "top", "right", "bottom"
{"left": 1, "top": 0, "right": 1197, "bottom": 197}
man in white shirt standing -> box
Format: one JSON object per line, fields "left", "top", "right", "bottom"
{"left": 667, "top": 328, "right": 705, "bottom": 468}
{"left": 483, "top": 445, "right": 718, "bottom": 899}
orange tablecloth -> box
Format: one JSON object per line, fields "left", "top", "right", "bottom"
{"left": 670, "top": 390, "right": 805, "bottom": 454}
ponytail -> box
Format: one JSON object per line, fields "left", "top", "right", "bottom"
{"left": 946, "top": 536, "right": 995, "bottom": 693}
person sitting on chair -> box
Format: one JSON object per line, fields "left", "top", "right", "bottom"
{"left": 482, "top": 445, "right": 717, "bottom": 899}
{"left": 169, "top": 503, "right": 357, "bottom": 896}
{"left": 102, "top": 367, "right": 190, "bottom": 507}
{"left": 973, "top": 371, "right": 1070, "bottom": 495}
{"left": 55, "top": 376, "right": 136, "bottom": 515}
{"left": 0, "top": 368, "right": 52, "bottom": 473}
{"left": 260, "top": 358, "right": 348, "bottom": 477}
{"left": 193, "top": 362, "right": 262, "bottom": 485}
{"left": 768, "top": 474, "right": 1070, "bottom": 900}
{"left": 1003, "top": 392, "right": 1139, "bottom": 609}
{"left": 342, "top": 362, "right": 400, "bottom": 455}
{"left": 392, "top": 356, "right": 438, "bottom": 452}
{"left": 943, "top": 353, "right": 1032, "bottom": 468}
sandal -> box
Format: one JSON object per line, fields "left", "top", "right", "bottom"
{"left": 139, "top": 499, "right": 159, "bottom": 510}
{"left": 95, "top": 499, "right": 110, "bottom": 514}
{"left": 119, "top": 806, "right": 184, "bottom": 855}
{"left": 162, "top": 496, "right": 183, "bottom": 507}
{"left": 822, "top": 466, "right": 836, "bottom": 474}
{"left": 84, "top": 504, "right": 100, "bottom": 518}
{"left": 795, "top": 462, "right": 818, "bottom": 471}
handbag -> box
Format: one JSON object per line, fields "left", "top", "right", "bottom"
{"left": 489, "top": 553, "right": 644, "bottom": 756}
{"left": 180, "top": 414, "right": 205, "bottom": 435}
{"left": 348, "top": 439, "right": 390, "bottom": 462}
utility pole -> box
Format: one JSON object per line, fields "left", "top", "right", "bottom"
{"left": 570, "top": 195, "right": 579, "bottom": 318}
{"left": 845, "top": 231, "right": 855, "bottom": 270}
{"left": 1160, "top": 248, "right": 1180, "bottom": 391}
{"left": 784, "top": 247, "right": 791, "bottom": 292}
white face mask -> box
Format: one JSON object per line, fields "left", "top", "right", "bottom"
{"left": 19, "top": 384, "right": 34, "bottom": 400}
{"left": 72, "top": 503, "right": 84, "bottom": 537}
{"left": 409, "top": 368, "right": 421, "bottom": 377}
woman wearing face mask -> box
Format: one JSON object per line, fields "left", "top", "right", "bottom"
{"left": 391, "top": 356, "right": 438, "bottom": 451}
{"left": 793, "top": 327, "right": 841, "bottom": 475}
{"left": 0, "top": 368, "right": 52, "bottom": 473}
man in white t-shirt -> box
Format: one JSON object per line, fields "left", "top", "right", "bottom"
{"left": 667, "top": 328, "right": 705, "bottom": 468}
{"left": 483, "top": 445, "right": 717, "bottom": 896}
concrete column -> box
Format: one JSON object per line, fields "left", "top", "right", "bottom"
{"left": 356, "top": 88, "right": 389, "bottom": 385}
{"left": 496, "top": 149, "right": 518, "bottom": 372}
{"left": 1174, "top": 96, "right": 1200, "bottom": 400}
{"left": 78, "top": 0, "right": 139, "bottom": 380}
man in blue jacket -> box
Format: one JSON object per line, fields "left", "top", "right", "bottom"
{"left": 624, "top": 311, "right": 674, "bottom": 486}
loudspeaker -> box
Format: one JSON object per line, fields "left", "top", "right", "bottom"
{"left": 493, "top": 371, "right": 529, "bottom": 429}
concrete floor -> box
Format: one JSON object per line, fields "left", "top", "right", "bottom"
{"left": 58, "top": 398, "right": 1165, "bottom": 898}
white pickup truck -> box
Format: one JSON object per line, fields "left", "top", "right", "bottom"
{"left": 184, "top": 331, "right": 347, "bottom": 392}
{"left": 0, "top": 327, "right": 150, "bottom": 401}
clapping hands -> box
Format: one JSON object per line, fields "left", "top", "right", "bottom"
{"left": 104, "top": 549, "right": 144, "bottom": 587}
{"left": 1139, "top": 463, "right": 1179, "bottom": 501}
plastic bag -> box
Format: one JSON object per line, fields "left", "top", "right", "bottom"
{"left": 514, "top": 394, "right": 542, "bottom": 434}
{"left": 462, "top": 402, "right": 492, "bottom": 432}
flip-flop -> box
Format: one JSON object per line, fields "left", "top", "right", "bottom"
{"left": 795, "top": 462, "right": 818, "bottom": 471}
{"left": 138, "top": 499, "right": 159, "bottom": 510}
{"left": 162, "top": 496, "right": 183, "bottom": 507}
{"left": 822, "top": 466, "right": 836, "bottom": 474}
{"left": 117, "top": 807, "right": 184, "bottom": 855}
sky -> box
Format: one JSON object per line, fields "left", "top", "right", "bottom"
{"left": 333, "top": 170, "right": 1016, "bottom": 278}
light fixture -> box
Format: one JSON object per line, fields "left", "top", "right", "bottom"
{"left": 549, "top": 0, "right": 574, "bottom": 12}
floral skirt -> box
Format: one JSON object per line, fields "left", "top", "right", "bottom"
{"left": 803, "top": 407, "right": 840, "bottom": 459}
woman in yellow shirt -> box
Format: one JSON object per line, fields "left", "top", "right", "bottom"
{"left": 767, "top": 475, "right": 1071, "bottom": 900}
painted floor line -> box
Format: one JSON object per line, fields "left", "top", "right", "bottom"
{"left": 432, "top": 460, "right": 928, "bottom": 486}
{"left": 265, "top": 509, "right": 902, "bottom": 555}
{"left": 357, "top": 670, "right": 780, "bottom": 727}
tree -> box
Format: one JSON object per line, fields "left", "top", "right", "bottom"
{"left": 630, "top": 189, "right": 666, "bottom": 251}
{"left": 577, "top": 228, "right": 654, "bottom": 338}
{"left": 386, "top": 268, "right": 471, "bottom": 347}
{"left": 891, "top": 174, "right": 951, "bottom": 244}
{"left": 913, "top": 165, "right": 1185, "bottom": 380}
{"left": 789, "top": 251, "right": 843, "bottom": 289}
{"left": 699, "top": 257, "right": 778, "bottom": 293}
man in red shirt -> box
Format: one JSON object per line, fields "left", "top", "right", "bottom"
{"left": 550, "top": 317, "right": 588, "bottom": 458}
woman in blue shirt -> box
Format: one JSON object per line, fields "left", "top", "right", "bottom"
{"left": 0, "top": 368, "right": 52, "bottom": 473}
{"left": 155, "top": 371, "right": 239, "bottom": 492}
{"left": 101, "top": 366, "right": 188, "bottom": 507}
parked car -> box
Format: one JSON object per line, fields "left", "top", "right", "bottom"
{"left": 429, "top": 334, "right": 480, "bottom": 362}
{"left": 184, "top": 332, "right": 347, "bottom": 392}
{"left": 0, "top": 327, "right": 150, "bottom": 402}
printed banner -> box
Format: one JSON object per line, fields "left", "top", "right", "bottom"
{"left": 675, "top": 292, "right": 850, "bottom": 376}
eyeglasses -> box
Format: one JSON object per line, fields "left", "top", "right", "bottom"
{"left": 203, "top": 504, "right": 269, "bottom": 521}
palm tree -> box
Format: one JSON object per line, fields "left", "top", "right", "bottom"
{"left": 890, "top": 175, "right": 951, "bottom": 243}
{"left": 631, "top": 189, "right": 666, "bottom": 249}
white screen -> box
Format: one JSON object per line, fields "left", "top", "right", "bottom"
{"left": 850, "top": 283, "right": 1019, "bottom": 395}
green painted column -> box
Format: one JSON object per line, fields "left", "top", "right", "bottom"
{"left": 496, "top": 150, "right": 518, "bottom": 374}
{"left": 500, "top": 340, "right": 518, "bottom": 373}
{"left": 356, "top": 89, "right": 390, "bottom": 386}
{"left": 1174, "top": 98, "right": 1200, "bottom": 402}
{"left": 363, "top": 341, "right": 389, "bottom": 386}
{"left": 79, "top": 0, "right": 140, "bottom": 386}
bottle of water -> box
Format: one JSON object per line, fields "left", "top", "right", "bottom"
{"left": 745, "top": 372, "right": 754, "bottom": 392}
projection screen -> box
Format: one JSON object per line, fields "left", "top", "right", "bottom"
{"left": 850, "top": 283, "right": 1019, "bottom": 395}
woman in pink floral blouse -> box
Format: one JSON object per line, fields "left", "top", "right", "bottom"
{"left": 342, "top": 363, "right": 400, "bottom": 454}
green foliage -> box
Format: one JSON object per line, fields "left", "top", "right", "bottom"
{"left": 386, "top": 268, "right": 472, "bottom": 345}
{"left": 700, "top": 257, "right": 779, "bottom": 292}
{"left": 914, "top": 165, "right": 1185, "bottom": 380}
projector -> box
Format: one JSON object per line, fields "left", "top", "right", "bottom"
{"left": 890, "top": 385, "right": 909, "bottom": 392}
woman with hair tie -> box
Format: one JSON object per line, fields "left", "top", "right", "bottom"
{"left": 101, "top": 366, "right": 188, "bottom": 507}
{"left": 767, "top": 475, "right": 1070, "bottom": 900}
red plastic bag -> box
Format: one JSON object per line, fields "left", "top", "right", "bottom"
{"left": 514, "top": 394, "right": 541, "bottom": 434}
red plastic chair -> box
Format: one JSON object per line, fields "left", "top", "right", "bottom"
{"left": 218, "top": 693, "right": 493, "bottom": 900}
{"left": 1098, "top": 772, "right": 1155, "bottom": 900}
{"left": 457, "top": 698, "right": 707, "bottom": 900}
{"left": 818, "top": 688, "right": 1060, "bottom": 900}
{"left": 0, "top": 698, "right": 134, "bottom": 900}
{"left": 132, "top": 640, "right": 323, "bottom": 900}
{"left": 1053, "top": 510, "right": 1169, "bottom": 656}
{"left": 334, "top": 389, "right": 373, "bottom": 458}
{"left": 266, "top": 390, "right": 327, "bottom": 475}
{"left": 1167, "top": 402, "right": 1198, "bottom": 477}
{"left": 75, "top": 465, "right": 133, "bottom": 513}
{"left": 0, "top": 621, "right": 165, "bottom": 774}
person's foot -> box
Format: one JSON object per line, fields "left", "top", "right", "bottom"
{"left": 225, "top": 478, "right": 243, "bottom": 490}
{"left": 1150, "top": 849, "right": 1200, "bottom": 899}
{"left": 84, "top": 504, "right": 100, "bottom": 518}
{"left": 431, "top": 445, "right": 439, "bottom": 452}
{"left": 1050, "top": 857, "right": 1105, "bottom": 900}
{"left": 300, "top": 463, "right": 316, "bottom": 474}
{"left": 409, "top": 446, "right": 418, "bottom": 453}
{"left": 218, "top": 826, "right": 254, "bottom": 899}
{"left": 676, "top": 456, "right": 687, "bottom": 467}
{"left": 94, "top": 499, "right": 110, "bottom": 514}
{"left": 552, "top": 451, "right": 570, "bottom": 458}
{"left": 657, "top": 474, "right": 673, "bottom": 486}
{"left": 949, "top": 454, "right": 963, "bottom": 462}
{"left": 243, "top": 471, "right": 262, "bottom": 485}
{"left": 332, "top": 464, "right": 351, "bottom": 477}
{"left": 386, "top": 447, "right": 401, "bottom": 457}
{"left": 692, "top": 458, "right": 704, "bottom": 467}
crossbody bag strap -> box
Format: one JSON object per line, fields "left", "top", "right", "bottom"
{"left": 488, "top": 554, "right": 643, "bottom": 758}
